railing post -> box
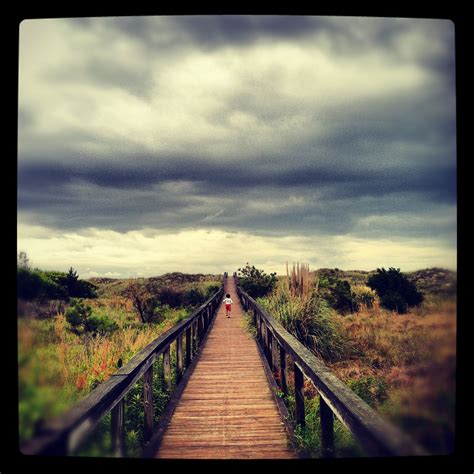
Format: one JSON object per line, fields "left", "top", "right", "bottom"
{"left": 176, "top": 335, "right": 183, "bottom": 384}
{"left": 143, "top": 365, "right": 154, "bottom": 443}
{"left": 198, "top": 313, "right": 203, "bottom": 343}
{"left": 262, "top": 320, "right": 268, "bottom": 352}
{"left": 272, "top": 338, "right": 279, "bottom": 373}
{"left": 111, "top": 399, "right": 126, "bottom": 457}
{"left": 193, "top": 320, "right": 198, "bottom": 354}
{"left": 163, "top": 345, "right": 171, "bottom": 392}
{"left": 294, "top": 363, "right": 305, "bottom": 427}
{"left": 267, "top": 329, "right": 274, "bottom": 370}
{"left": 185, "top": 326, "right": 192, "bottom": 367}
{"left": 320, "top": 395, "right": 335, "bottom": 458}
{"left": 280, "top": 347, "right": 288, "bottom": 396}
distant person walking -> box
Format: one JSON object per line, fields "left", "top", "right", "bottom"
{"left": 223, "top": 293, "right": 233, "bottom": 318}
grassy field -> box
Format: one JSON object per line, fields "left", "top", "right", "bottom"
{"left": 329, "top": 297, "right": 456, "bottom": 454}
{"left": 18, "top": 266, "right": 456, "bottom": 457}
{"left": 256, "top": 267, "right": 456, "bottom": 457}
{"left": 18, "top": 274, "right": 221, "bottom": 445}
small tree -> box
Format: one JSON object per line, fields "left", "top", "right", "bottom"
{"left": 66, "top": 267, "right": 79, "bottom": 296}
{"left": 237, "top": 263, "right": 278, "bottom": 298}
{"left": 65, "top": 299, "right": 93, "bottom": 332}
{"left": 318, "top": 274, "right": 356, "bottom": 315}
{"left": 367, "top": 267, "right": 423, "bottom": 314}
{"left": 123, "top": 279, "right": 154, "bottom": 323}
{"left": 65, "top": 299, "right": 117, "bottom": 334}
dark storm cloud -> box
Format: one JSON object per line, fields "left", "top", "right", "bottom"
{"left": 70, "top": 15, "right": 330, "bottom": 49}
{"left": 18, "top": 16, "right": 456, "bottom": 260}
{"left": 18, "top": 146, "right": 456, "bottom": 237}
{"left": 74, "top": 16, "right": 454, "bottom": 76}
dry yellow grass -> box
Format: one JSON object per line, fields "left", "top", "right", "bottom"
{"left": 327, "top": 301, "right": 456, "bottom": 453}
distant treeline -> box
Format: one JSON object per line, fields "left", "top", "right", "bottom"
{"left": 17, "top": 266, "right": 97, "bottom": 300}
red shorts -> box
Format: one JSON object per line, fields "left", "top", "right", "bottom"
{"left": 225, "top": 304, "right": 231, "bottom": 311}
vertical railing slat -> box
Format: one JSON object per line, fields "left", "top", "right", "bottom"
{"left": 163, "top": 345, "right": 171, "bottom": 392}
{"left": 294, "top": 363, "right": 305, "bottom": 427}
{"left": 111, "top": 399, "right": 126, "bottom": 457}
{"left": 320, "top": 395, "right": 335, "bottom": 458}
{"left": 267, "top": 329, "right": 274, "bottom": 370}
{"left": 280, "top": 347, "right": 288, "bottom": 396}
{"left": 185, "top": 326, "right": 192, "bottom": 367}
{"left": 176, "top": 335, "right": 183, "bottom": 384}
{"left": 143, "top": 365, "right": 154, "bottom": 443}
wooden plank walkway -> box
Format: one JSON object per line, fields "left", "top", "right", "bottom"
{"left": 155, "top": 277, "right": 296, "bottom": 459}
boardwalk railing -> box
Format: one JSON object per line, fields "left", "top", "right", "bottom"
{"left": 21, "top": 281, "right": 225, "bottom": 456}
{"left": 234, "top": 273, "right": 426, "bottom": 458}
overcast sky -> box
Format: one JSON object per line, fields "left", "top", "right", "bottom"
{"left": 17, "top": 16, "right": 456, "bottom": 278}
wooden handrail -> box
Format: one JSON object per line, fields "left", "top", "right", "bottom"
{"left": 21, "top": 283, "right": 225, "bottom": 456}
{"left": 234, "top": 274, "right": 426, "bottom": 457}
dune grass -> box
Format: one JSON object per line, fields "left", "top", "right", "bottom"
{"left": 254, "top": 265, "right": 456, "bottom": 456}
{"left": 17, "top": 289, "right": 197, "bottom": 443}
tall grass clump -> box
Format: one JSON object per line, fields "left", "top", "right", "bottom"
{"left": 258, "top": 263, "right": 352, "bottom": 363}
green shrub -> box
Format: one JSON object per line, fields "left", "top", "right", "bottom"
{"left": 367, "top": 268, "right": 423, "bottom": 314}
{"left": 205, "top": 284, "right": 221, "bottom": 299}
{"left": 65, "top": 299, "right": 92, "bottom": 331}
{"left": 157, "top": 286, "right": 183, "bottom": 308}
{"left": 45, "top": 269, "right": 98, "bottom": 299}
{"left": 347, "top": 376, "right": 388, "bottom": 408}
{"left": 351, "top": 285, "right": 377, "bottom": 309}
{"left": 258, "top": 284, "right": 352, "bottom": 362}
{"left": 318, "top": 274, "right": 356, "bottom": 314}
{"left": 18, "top": 266, "right": 97, "bottom": 301}
{"left": 237, "top": 263, "right": 278, "bottom": 298}
{"left": 84, "top": 315, "right": 118, "bottom": 334}
{"left": 65, "top": 299, "right": 117, "bottom": 334}
{"left": 17, "top": 268, "right": 67, "bottom": 300}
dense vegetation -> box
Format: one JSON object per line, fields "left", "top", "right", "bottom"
{"left": 248, "top": 262, "right": 456, "bottom": 457}
{"left": 367, "top": 267, "right": 423, "bottom": 313}
{"left": 237, "top": 263, "right": 278, "bottom": 298}
{"left": 18, "top": 254, "right": 455, "bottom": 458}
{"left": 17, "top": 255, "right": 222, "bottom": 454}
{"left": 18, "top": 265, "right": 98, "bottom": 301}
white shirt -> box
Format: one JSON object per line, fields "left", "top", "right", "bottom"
{"left": 223, "top": 297, "right": 233, "bottom": 304}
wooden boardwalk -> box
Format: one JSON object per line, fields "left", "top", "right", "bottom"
{"left": 155, "top": 277, "right": 296, "bottom": 459}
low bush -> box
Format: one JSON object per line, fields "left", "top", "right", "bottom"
{"left": 237, "top": 263, "right": 278, "bottom": 298}
{"left": 367, "top": 268, "right": 423, "bottom": 314}
{"left": 351, "top": 285, "right": 377, "bottom": 310}
{"left": 258, "top": 281, "right": 352, "bottom": 362}
{"left": 347, "top": 376, "right": 388, "bottom": 408}
{"left": 17, "top": 266, "right": 97, "bottom": 302}
{"left": 65, "top": 299, "right": 118, "bottom": 335}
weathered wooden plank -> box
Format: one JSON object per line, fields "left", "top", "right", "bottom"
{"left": 142, "top": 306, "right": 218, "bottom": 458}
{"left": 155, "top": 277, "right": 295, "bottom": 459}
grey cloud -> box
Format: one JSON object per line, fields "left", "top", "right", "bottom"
{"left": 18, "top": 16, "right": 456, "bottom": 264}
{"left": 46, "top": 55, "right": 154, "bottom": 99}
{"left": 18, "top": 147, "right": 456, "bottom": 238}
